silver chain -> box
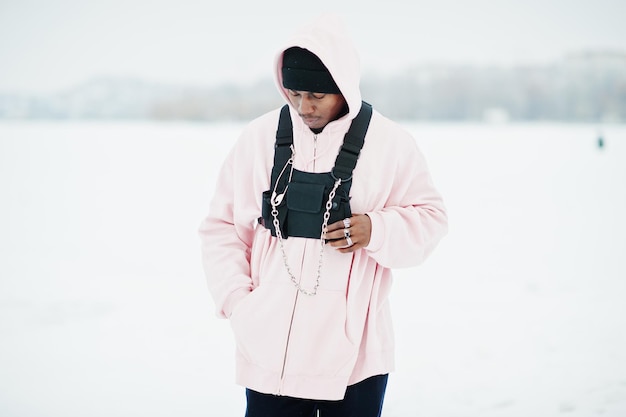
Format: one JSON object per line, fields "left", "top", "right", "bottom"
{"left": 270, "top": 150, "right": 341, "bottom": 296}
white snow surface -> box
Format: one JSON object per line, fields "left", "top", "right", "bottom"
{"left": 1, "top": 121, "right": 625, "bottom": 416}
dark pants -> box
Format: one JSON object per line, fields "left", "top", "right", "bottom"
{"left": 245, "top": 374, "right": 388, "bottom": 417}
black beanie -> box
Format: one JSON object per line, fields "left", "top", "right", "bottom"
{"left": 281, "top": 47, "right": 341, "bottom": 94}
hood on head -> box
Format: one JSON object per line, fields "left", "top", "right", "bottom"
{"left": 274, "top": 13, "right": 362, "bottom": 122}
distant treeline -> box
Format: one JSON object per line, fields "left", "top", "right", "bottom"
{"left": 1, "top": 51, "right": 625, "bottom": 123}
{"left": 366, "top": 51, "right": 626, "bottom": 123}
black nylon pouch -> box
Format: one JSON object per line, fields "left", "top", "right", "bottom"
{"left": 261, "top": 173, "right": 352, "bottom": 239}
{"left": 283, "top": 172, "right": 352, "bottom": 239}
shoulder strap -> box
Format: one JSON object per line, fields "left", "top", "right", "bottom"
{"left": 271, "top": 105, "right": 294, "bottom": 187}
{"left": 332, "top": 101, "right": 372, "bottom": 181}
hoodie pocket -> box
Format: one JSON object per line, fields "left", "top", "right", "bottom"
{"left": 229, "top": 283, "right": 298, "bottom": 371}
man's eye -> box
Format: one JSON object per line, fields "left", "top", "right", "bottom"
{"left": 289, "top": 90, "right": 300, "bottom": 96}
{"left": 312, "top": 93, "right": 325, "bottom": 99}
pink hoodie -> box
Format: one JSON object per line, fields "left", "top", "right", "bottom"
{"left": 199, "top": 14, "right": 448, "bottom": 401}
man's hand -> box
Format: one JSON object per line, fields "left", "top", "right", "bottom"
{"left": 324, "top": 214, "right": 371, "bottom": 253}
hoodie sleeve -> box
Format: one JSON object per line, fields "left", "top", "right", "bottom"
{"left": 198, "top": 124, "right": 267, "bottom": 319}
{"left": 364, "top": 124, "right": 448, "bottom": 269}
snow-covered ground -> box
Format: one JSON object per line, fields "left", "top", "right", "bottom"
{"left": 1, "top": 121, "right": 625, "bottom": 417}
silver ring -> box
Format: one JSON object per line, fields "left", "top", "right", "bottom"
{"left": 346, "top": 236, "right": 353, "bottom": 247}
{"left": 343, "top": 218, "right": 351, "bottom": 228}
{"left": 344, "top": 228, "right": 351, "bottom": 238}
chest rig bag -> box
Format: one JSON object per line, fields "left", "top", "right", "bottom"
{"left": 260, "top": 101, "right": 372, "bottom": 239}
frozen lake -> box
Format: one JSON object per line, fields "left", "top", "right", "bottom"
{"left": 1, "top": 120, "right": 625, "bottom": 416}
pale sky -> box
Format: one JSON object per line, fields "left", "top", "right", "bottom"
{"left": 1, "top": 0, "right": 625, "bottom": 93}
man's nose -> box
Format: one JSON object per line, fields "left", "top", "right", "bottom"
{"left": 298, "top": 96, "right": 314, "bottom": 114}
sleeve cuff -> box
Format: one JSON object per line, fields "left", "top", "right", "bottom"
{"left": 364, "top": 211, "right": 385, "bottom": 253}
{"left": 222, "top": 286, "right": 252, "bottom": 318}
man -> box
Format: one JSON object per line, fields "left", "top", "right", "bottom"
{"left": 199, "top": 13, "right": 447, "bottom": 417}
